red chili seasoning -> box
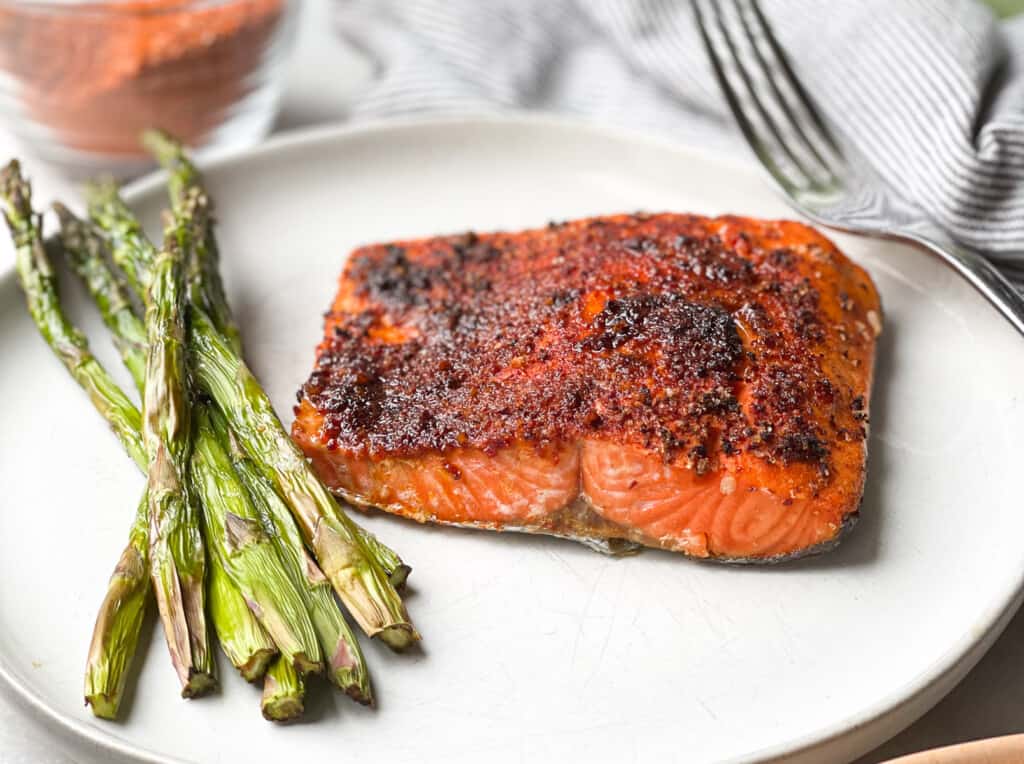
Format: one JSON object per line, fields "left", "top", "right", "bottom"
{"left": 0, "top": 0, "right": 287, "bottom": 159}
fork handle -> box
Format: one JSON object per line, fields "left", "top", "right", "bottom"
{"left": 908, "top": 234, "right": 1024, "bottom": 338}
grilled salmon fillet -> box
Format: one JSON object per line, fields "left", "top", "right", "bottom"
{"left": 292, "top": 213, "right": 881, "bottom": 561}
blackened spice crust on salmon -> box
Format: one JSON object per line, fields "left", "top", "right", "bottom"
{"left": 293, "top": 213, "right": 882, "bottom": 561}
{"left": 299, "top": 213, "right": 876, "bottom": 480}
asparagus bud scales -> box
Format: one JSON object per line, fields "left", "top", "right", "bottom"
{"left": 141, "top": 224, "right": 215, "bottom": 697}
{"left": 54, "top": 203, "right": 147, "bottom": 393}
{"left": 87, "top": 178, "right": 156, "bottom": 297}
{"left": 143, "top": 129, "right": 242, "bottom": 354}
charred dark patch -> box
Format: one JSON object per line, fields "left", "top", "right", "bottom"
{"left": 352, "top": 245, "right": 433, "bottom": 308}
{"left": 769, "top": 247, "right": 796, "bottom": 269}
{"left": 300, "top": 212, "right": 871, "bottom": 477}
{"left": 777, "top": 429, "right": 828, "bottom": 464}
{"left": 451, "top": 231, "right": 503, "bottom": 266}
{"left": 582, "top": 294, "right": 741, "bottom": 376}
{"left": 672, "top": 234, "right": 757, "bottom": 285}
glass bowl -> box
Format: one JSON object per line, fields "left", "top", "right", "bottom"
{"left": 0, "top": 0, "right": 299, "bottom": 176}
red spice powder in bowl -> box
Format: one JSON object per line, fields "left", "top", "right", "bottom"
{"left": 0, "top": 0, "right": 298, "bottom": 175}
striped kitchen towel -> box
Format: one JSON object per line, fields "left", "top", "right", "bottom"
{"left": 336, "top": 0, "right": 1024, "bottom": 266}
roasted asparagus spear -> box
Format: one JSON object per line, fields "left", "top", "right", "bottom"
{"left": 139, "top": 134, "right": 410, "bottom": 588}
{"left": 56, "top": 205, "right": 303, "bottom": 687}
{"left": 140, "top": 219, "right": 215, "bottom": 697}
{"left": 190, "top": 404, "right": 323, "bottom": 675}
{"left": 0, "top": 162, "right": 150, "bottom": 717}
{"left": 214, "top": 411, "right": 373, "bottom": 703}
{"left": 87, "top": 182, "right": 417, "bottom": 649}
{"left": 142, "top": 129, "right": 242, "bottom": 354}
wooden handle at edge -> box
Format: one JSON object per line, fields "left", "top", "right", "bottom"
{"left": 881, "top": 734, "right": 1024, "bottom": 764}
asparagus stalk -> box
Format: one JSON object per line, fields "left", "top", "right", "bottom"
{"left": 54, "top": 204, "right": 148, "bottom": 389}
{"left": 87, "top": 182, "right": 416, "bottom": 646}
{"left": 57, "top": 205, "right": 288, "bottom": 686}
{"left": 60, "top": 203, "right": 329, "bottom": 683}
{"left": 0, "top": 161, "right": 152, "bottom": 718}
{"left": 207, "top": 552, "right": 277, "bottom": 682}
{"left": 88, "top": 180, "right": 157, "bottom": 297}
{"left": 261, "top": 655, "right": 305, "bottom": 722}
{"left": 1, "top": 166, "right": 145, "bottom": 466}
{"left": 355, "top": 525, "right": 410, "bottom": 591}
{"left": 52, "top": 202, "right": 148, "bottom": 387}
{"left": 167, "top": 181, "right": 369, "bottom": 694}
{"left": 82, "top": 493, "right": 149, "bottom": 719}
{"left": 141, "top": 222, "right": 215, "bottom": 697}
{"left": 141, "top": 133, "right": 409, "bottom": 590}
{"left": 168, "top": 187, "right": 324, "bottom": 677}
{"left": 87, "top": 184, "right": 411, "bottom": 589}
{"left": 214, "top": 411, "right": 373, "bottom": 703}
{"left": 190, "top": 405, "right": 324, "bottom": 676}
{"left": 142, "top": 129, "right": 242, "bottom": 354}
{"left": 189, "top": 307, "right": 418, "bottom": 649}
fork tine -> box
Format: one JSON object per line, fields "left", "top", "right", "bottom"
{"left": 693, "top": 0, "right": 807, "bottom": 194}
{"left": 730, "top": 0, "right": 838, "bottom": 179}
{"left": 744, "top": 0, "right": 844, "bottom": 158}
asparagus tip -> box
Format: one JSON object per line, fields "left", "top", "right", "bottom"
{"left": 0, "top": 157, "right": 21, "bottom": 185}
{"left": 140, "top": 129, "right": 180, "bottom": 164}
{"left": 83, "top": 177, "right": 122, "bottom": 210}
{"left": 0, "top": 159, "right": 30, "bottom": 219}
{"left": 51, "top": 200, "right": 74, "bottom": 225}
{"left": 51, "top": 202, "right": 93, "bottom": 261}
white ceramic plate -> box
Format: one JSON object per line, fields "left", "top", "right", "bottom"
{"left": 1, "top": 117, "right": 1022, "bottom": 764}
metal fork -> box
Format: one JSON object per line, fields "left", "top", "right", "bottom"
{"left": 694, "top": 0, "right": 1024, "bottom": 337}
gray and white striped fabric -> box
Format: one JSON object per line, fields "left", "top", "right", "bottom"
{"left": 336, "top": 0, "right": 1024, "bottom": 269}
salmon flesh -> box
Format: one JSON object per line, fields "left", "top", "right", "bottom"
{"left": 291, "top": 214, "right": 881, "bottom": 562}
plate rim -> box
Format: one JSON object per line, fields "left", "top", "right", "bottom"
{"left": 0, "top": 112, "right": 1020, "bottom": 764}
